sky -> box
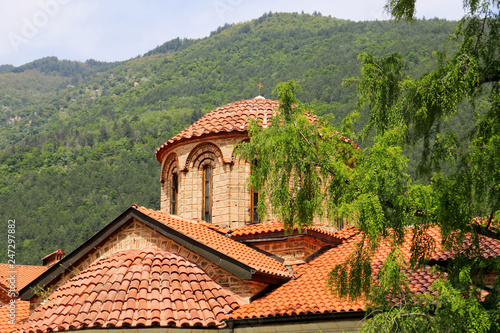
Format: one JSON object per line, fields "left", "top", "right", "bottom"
{"left": 0, "top": 0, "right": 465, "bottom": 67}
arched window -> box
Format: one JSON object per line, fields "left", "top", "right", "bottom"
{"left": 251, "top": 189, "right": 260, "bottom": 223}
{"left": 160, "top": 153, "right": 179, "bottom": 214}
{"left": 249, "top": 159, "right": 260, "bottom": 224}
{"left": 170, "top": 172, "right": 178, "bottom": 215}
{"left": 202, "top": 166, "right": 212, "bottom": 223}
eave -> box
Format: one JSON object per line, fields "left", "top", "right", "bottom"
{"left": 231, "top": 229, "right": 342, "bottom": 245}
{"left": 225, "top": 310, "right": 365, "bottom": 330}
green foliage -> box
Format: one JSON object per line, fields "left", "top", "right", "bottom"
{"left": 239, "top": 2, "right": 500, "bottom": 332}
{"left": 328, "top": 240, "right": 373, "bottom": 301}
{"left": 362, "top": 278, "right": 500, "bottom": 333}
{"left": 350, "top": 0, "right": 500, "bottom": 239}
{"left": 242, "top": 72, "right": 500, "bottom": 330}
{"left": 8, "top": 56, "right": 123, "bottom": 78}
{"left": 143, "top": 37, "right": 198, "bottom": 57}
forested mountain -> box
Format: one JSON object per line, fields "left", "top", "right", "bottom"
{"left": 0, "top": 12, "right": 462, "bottom": 264}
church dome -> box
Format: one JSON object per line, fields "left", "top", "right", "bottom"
{"left": 155, "top": 96, "right": 279, "bottom": 162}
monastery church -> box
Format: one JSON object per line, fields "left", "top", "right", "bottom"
{"left": 1, "top": 97, "right": 498, "bottom": 333}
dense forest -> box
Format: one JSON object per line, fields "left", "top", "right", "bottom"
{"left": 0, "top": 12, "right": 469, "bottom": 264}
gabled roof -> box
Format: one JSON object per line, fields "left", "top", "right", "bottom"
{"left": 155, "top": 97, "right": 279, "bottom": 162}
{"left": 227, "top": 226, "right": 500, "bottom": 323}
{"left": 19, "top": 248, "right": 245, "bottom": 332}
{"left": 20, "top": 205, "right": 290, "bottom": 300}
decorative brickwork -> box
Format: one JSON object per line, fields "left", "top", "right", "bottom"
{"left": 158, "top": 136, "right": 328, "bottom": 228}
{"left": 156, "top": 98, "right": 356, "bottom": 229}
{"left": 250, "top": 236, "right": 327, "bottom": 264}
{"left": 156, "top": 98, "right": 287, "bottom": 228}
{"left": 185, "top": 142, "right": 224, "bottom": 170}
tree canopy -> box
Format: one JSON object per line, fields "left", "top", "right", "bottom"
{"left": 237, "top": 1, "right": 500, "bottom": 331}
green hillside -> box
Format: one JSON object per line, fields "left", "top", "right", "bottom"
{"left": 0, "top": 12, "right": 461, "bottom": 264}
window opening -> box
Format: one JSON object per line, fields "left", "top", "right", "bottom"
{"left": 171, "top": 173, "right": 178, "bottom": 215}
{"left": 202, "top": 166, "right": 212, "bottom": 223}
{"left": 251, "top": 189, "right": 260, "bottom": 223}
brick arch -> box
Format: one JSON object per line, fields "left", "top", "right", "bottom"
{"left": 185, "top": 142, "right": 223, "bottom": 171}
{"left": 160, "top": 153, "right": 179, "bottom": 183}
{"left": 160, "top": 153, "right": 180, "bottom": 214}
{"left": 197, "top": 156, "right": 217, "bottom": 171}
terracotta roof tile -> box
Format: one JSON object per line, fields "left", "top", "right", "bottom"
{"left": 230, "top": 221, "right": 285, "bottom": 236}
{"left": 40, "top": 249, "right": 65, "bottom": 262}
{"left": 19, "top": 248, "right": 246, "bottom": 332}
{"left": 0, "top": 300, "right": 29, "bottom": 333}
{"left": 155, "top": 96, "right": 359, "bottom": 165}
{"left": 133, "top": 205, "right": 291, "bottom": 278}
{"left": 331, "top": 226, "right": 360, "bottom": 240}
{"left": 156, "top": 97, "right": 279, "bottom": 162}
{"left": 229, "top": 226, "right": 500, "bottom": 319}
{"left": 426, "top": 227, "right": 500, "bottom": 261}
{"left": 0, "top": 265, "right": 47, "bottom": 292}
{"left": 197, "top": 221, "right": 230, "bottom": 234}
{"left": 229, "top": 221, "right": 355, "bottom": 241}
{"left": 229, "top": 235, "right": 367, "bottom": 319}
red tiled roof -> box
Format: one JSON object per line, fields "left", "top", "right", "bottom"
{"left": 0, "top": 300, "right": 29, "bottom": 333}
{"left": 19, "top": 248, "right": 246, "bottom": 332}
{"left": 133, "top": 205, "right": 291, "bottom": 278}
{"left": 426, "top": 227, "right": 500, "bottom": 261}
{"left": 230, "top": 221, "right": 285, "bottom": 236}
{"left": 197, "top": 221, "right": 230, "bottom": 235}
{"left": 0, "top": 281, "right": 9, "bottom": 305}
{"left": 332, "top": 226, "right": 360, "bottom": 240}
{"left": 229, "top": 235, "right": 367, "bottom": 319}
{"left": 40, "top": 249, "right": 65, "bottom": 262}
{"left": 0, "top": 265, "right": 47, "bottom": 292}
{"left": 229, "top": 221, "right": 353, "bottom": 241}
{"left": 229, "top": 226, "right": 500, "bottom": 319}
{"left": 156, "top": 97, "right": 279, "bottom": 162}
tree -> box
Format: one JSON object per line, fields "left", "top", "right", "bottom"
{"left": 237, "top": 1, "right": 500, "bottom": 331}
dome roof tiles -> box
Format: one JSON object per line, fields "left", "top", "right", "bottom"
{"left": 156, "top": 97, "right": 279, "bottom": 162}
{"left": 19, "top": 248, "right": 246, "bottom": 332}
